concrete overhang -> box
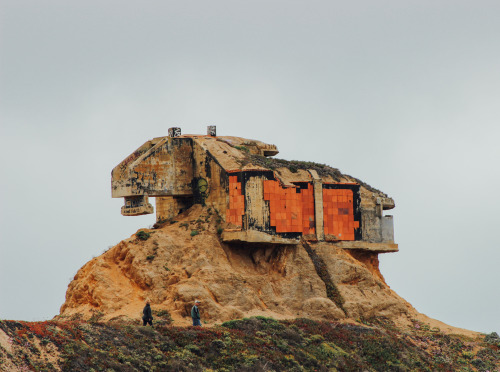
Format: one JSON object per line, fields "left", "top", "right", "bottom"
{"left": 334, "top": 241, "right": 399, "bottom": 253}
{"left": 222, "top": 230, "right": 398, "bottom": 252}
{"left": 222, "top": 230, "right": 299, "bottom": 245}
{"left": 377, "top": 197, "right": 396, "bottom": 210}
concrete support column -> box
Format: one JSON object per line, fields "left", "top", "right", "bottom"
{"left": 155, "top": 196, "right": 178, "bottom": 222}
{"left": 308, "top": 170, "right": 324, "bottom": 241}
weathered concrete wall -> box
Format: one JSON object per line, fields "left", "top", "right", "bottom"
{"left": 360, "top": 206, "right": 382, "bottom": 242}
{"left": 190, "top": 140, "right": 231, "bottom": 222}
{"left": 313, "top": 180, "right": 324, "bottom": 240}
{"left": 226, "top": 171, "right": 362, "bottom": 243}
{"left": 111, "top": 139, "right": 160, "bottom": 197}
{"left": 227, "top": 171, "right": 275, "bottom": 229}
{"left": 112, "top": 137, "right": 194, "bottom": 199}
{"left": 203, "top": 157, "right": 231, "bottom": 219}
{"left": 359, "top": 197, "right": 396, "bottom": 244}
{"left": 155, "top": 196, "right": 194, "bottom": 221}
{"left": 244, "top": 176, "right": 268, "bottom": 229}
{"left": 381, "top": 215, "right": 395, "bottom": 243}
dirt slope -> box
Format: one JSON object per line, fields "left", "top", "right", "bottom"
{"left": 59, "top": 204, "right": 475, "bottom": 337}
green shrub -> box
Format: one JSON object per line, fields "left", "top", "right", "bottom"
{"left": 88, "top": 310, "right": 104, "bottom": 323}
{"left": 318, "top": 342, "right": 348, "bottom": 359}
{"left": 234, "top": 145, "right": 249, "bottom": 153}
{"left": 309, "top": 334, "right": 325, "bottom": 343}
{"left": 221, "top": 319, "right": 240, "bottom": 329}
{"left": 242, "top": 354, "right": 259, "bottom": 367}
{"left": 210, "top": 339, "right": 226, "bottom": 350}
{"left": 185, "top": 344, "right": 202, "bottom": 356}
{"left": 154, "top": 310, "right": 173, "bottom": 325}
{"left": 136, "top": 231, "right": 150, "bottom": 240}
{"left": 484, "top": 331, "right": 500, "bottom": 344}
{"left": 280, "top": 327, "right": 303, "bottom": 344}
{"left": 471, "top": 358, "right": 486, "bottom": 369}
{"left": 190, "top": 230, "right": 199, "bottom": 237}
{"left": 159, "top": 340, "right": 176, "bottom": 352}
{"left": 276, "top": 340, "right": 289, "bottom": 352}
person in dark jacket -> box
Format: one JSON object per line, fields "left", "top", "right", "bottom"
{"left": 191, "top": 300, "right": 201, "bottom": 326}
{"left": 142, "top": 300, "right": 153, "bottom": 326}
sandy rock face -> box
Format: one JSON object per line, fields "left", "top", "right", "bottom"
{"left": 60, "top": 205, "right": 417, "bottom": 326}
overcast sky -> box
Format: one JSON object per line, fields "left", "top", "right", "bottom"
{"left": 1, "top": 0, "right": 499, "bottom": 334}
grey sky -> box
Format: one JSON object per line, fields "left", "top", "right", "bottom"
{"left": 1, "top": 0, "right": 499, "bottom": 333}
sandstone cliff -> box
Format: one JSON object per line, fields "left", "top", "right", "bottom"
{"left": 59, "top": 204, "right": 472, "bottom": 336}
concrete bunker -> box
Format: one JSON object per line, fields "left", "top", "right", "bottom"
{"left": 111, "top": 127, "right": 397, "bottom": 253}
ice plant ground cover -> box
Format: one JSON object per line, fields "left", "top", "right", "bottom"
{"left": 0, "top": 316, "right": 498, "bottom": 371}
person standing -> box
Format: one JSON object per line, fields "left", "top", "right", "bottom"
{"left": 191, "top": 300, "right": 202, "bottom": 326}
{"left": 142, "top": 300, "right": 153, "bottom": 326}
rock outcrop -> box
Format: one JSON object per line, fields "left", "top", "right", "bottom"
{"left": 60, "top": 204, "right": 432, "bottom": 330}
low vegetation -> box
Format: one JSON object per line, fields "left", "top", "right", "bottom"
{"left": 237, "top": 153, "right": 387, "bottom": 196}
{"left": 1, "top": 316, "right": 498, "bottom": 371}
{"left": 136, "top": 230, "right": 151, "bottom": 241}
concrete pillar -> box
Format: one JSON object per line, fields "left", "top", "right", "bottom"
{"left": 155, "top": 196, "right": 178, "bottom": 222}
{"left": 168, "top": 127, "right": 181, "bottom": 137}
{"left": 308, "top": 170, "right": 324, "bottom": 241}
{"left": 207, "top": 125, "right": 216, "bottom": 136}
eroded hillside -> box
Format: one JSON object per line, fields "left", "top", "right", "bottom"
{"left": 60, "top": 204, "right": 472, "bottom": 338}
